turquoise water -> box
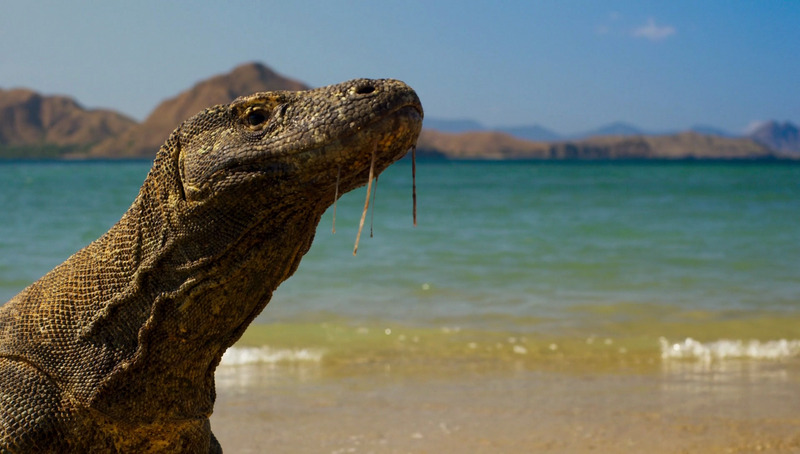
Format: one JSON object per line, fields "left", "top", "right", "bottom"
{"left": 268, "top": 161, "right": 800, "bottom": 329}
{"left": 1, "top": 160, "right": 799, "bottom": 361}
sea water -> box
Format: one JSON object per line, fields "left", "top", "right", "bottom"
{"left": 1, "top": 160, "right": 799, "bottom": 371}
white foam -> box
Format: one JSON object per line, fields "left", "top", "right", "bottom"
{"left": 219, "top": 346, "right": 324, "bottom": 366}
{"left": 659, "top": 337, "right": 800, "bottom": 362}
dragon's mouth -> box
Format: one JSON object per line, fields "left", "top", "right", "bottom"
{"left": 399, "top": 103, "right": 424, "bottom": 122}
{"left": 292, "top": 102, "right": 422, "bottom": 163}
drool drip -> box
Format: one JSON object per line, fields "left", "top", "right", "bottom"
{"left": 353, "top": 145, "right": 377, "bottom": 256}
{"left": 370, "top": 176, "right": 379, "bottom": 238}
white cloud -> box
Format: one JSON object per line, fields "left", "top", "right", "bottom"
{"left": 632, "top": 18, "right": 676, "bottom": 41}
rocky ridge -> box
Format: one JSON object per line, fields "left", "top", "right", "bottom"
{"left": 0, "top": 88, "right": 135, "bottom": 158}
{"left": 0, "top": 63, "right": 796, "bottom": 160}
{"left": 415, "top": 129, "right": 776, "bottom": 160}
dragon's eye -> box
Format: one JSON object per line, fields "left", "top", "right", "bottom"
{"left": 245, "top": 109, "right": 268, "bottom": 127}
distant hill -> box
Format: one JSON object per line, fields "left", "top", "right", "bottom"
{"left": 0, "top": 62, "right": 796, "bottom": 160}
{"left": 747, "top": 121, "right": 800, "bottom": 155}
{"left": 416, "top": 115, "right": 798, "bottom": 159}
{"left": 416, "top": 129, "right": 776, "bottom": 160}
{"left": 0, "top": 88, "right": 135, "bottom": 158}
{"left": 89, "top": 62, "right": 308, "bottom": 157}
{"left": 423, "top": 118, "right": 742, "bottom": 141}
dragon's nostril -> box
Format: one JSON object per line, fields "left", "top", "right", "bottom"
{"left": 354, "top": 83, "right": 375, "bottom": 95}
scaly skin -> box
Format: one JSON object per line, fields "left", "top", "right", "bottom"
{"left": 0, "top": 79, "right": 423, "bottom": 453}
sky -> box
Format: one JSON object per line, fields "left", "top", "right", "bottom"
{"left": 1, "top": 1, "right": 798, "bottom": 135}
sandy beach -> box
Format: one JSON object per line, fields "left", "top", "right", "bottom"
{"left": 211, "top": 359, "right": 800, "bottom": 453}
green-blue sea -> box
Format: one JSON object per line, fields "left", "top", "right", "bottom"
{"left": 1, "top": 160, "right": 799, "bottom": 373}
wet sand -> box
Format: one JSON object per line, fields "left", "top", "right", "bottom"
{"left": 211, "top": 360, "right": 800, "bottom": 453}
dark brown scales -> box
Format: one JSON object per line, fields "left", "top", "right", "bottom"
{"left": 0, "top": 79, "right": 422, "bottom": 453}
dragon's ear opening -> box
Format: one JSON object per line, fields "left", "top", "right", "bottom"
{"left": 171, "top": 128, "right": 188, "bottom": 202}
{"left": 175, "top": 137, "right": 188, "bottom": 202}
{"left": 147, "top": 125, "right": 187, "bottom": 203}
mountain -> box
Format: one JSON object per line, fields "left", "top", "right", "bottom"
{"left": 0, "top": 62, "right": 795, "bottom": 160}
{"left": 88, "top": 62, "right": 308, "bottom": 157}
{"left": 0, "top": 88, "right": 135, "bottom": 158}
{"left": 416, "top": 130, "right": 550, "bottom": 159}
{"left": 424, "top": 119, "right": 658, "bottom": 141}
{"left": 747, "top": 121, "right": 800, "bottom": 155}
{"left": 416, "top": 130, "right": 775, "bottom": 160}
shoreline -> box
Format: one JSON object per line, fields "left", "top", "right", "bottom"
{"left": 211, "top": 359, "right": 800, "bottom": 453}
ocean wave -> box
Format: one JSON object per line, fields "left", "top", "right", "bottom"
{"left": 659, "top": 337, "right": 800, "bottom": 362}
{"left": 219, "top": 346, "right": 324, "bottom": 366}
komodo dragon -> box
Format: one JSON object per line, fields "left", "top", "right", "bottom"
{"left": 0, "top": 78, "right": 423, "bottom": 452}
